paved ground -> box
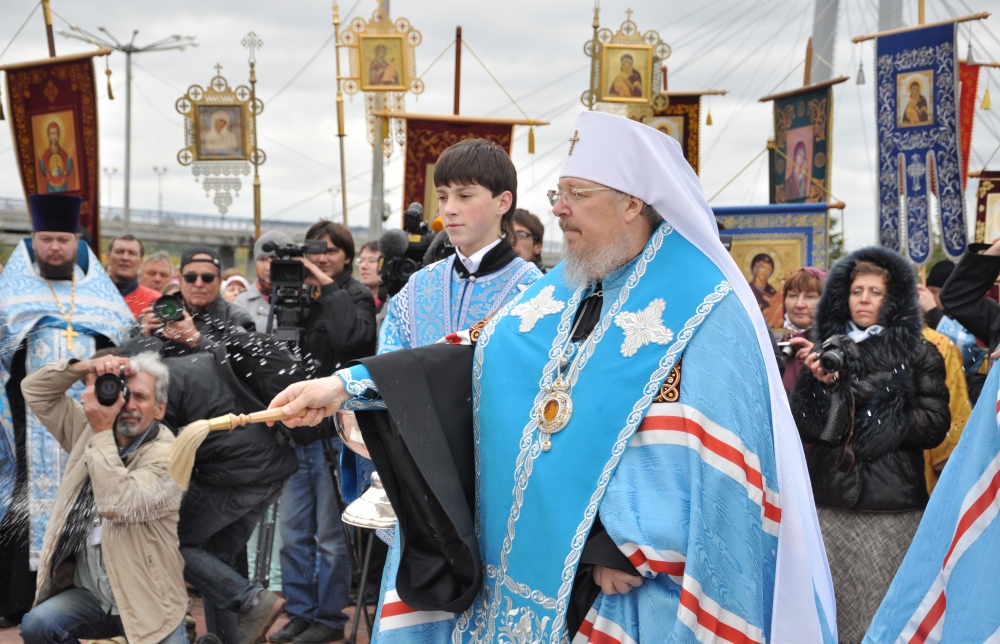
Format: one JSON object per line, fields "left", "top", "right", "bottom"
{"left": 0, "top": 596, "right": 372, "bottom": 644}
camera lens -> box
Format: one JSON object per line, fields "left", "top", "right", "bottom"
{"left": 153, "top": 294, "right": 184, "bottom": 322}
{"left": 94, "top": 373, "right": 124, "bottom": 406}
{"left": 820, "top": 349, "right": 844, "bottom": 374}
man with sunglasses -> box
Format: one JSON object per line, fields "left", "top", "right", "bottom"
{"left": 139, "top": 247, "right": 255, "bottom": 353}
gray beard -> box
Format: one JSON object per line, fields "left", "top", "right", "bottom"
{"left": 562, "top": 228, "right": 636, "bottom": 290}
{"left": 116, "top": 414, "right": 147, "bottom": 439}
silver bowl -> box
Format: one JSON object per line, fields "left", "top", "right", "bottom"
{"left": 333, "top": 410, "right": 370, "bottom": 459}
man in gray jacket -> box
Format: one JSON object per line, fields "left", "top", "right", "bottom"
{"left": 19, "top": 352, "right": 187, "bottom": 644}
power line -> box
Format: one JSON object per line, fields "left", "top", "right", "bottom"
{"left": 0, "top": 1, "right": 40, "bottom": 63}
{"left": 265, "top": 32, "right": 336, "bottom": 104}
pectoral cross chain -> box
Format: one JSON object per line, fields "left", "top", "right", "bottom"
{"left": 61, "top": 324, "right": 79, "bottom": 351}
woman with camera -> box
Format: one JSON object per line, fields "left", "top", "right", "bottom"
{"left": 790, "top": 247, "right": 950, "bottom": 643}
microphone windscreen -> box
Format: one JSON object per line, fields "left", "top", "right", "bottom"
{"left": 378, "top": 228, "right": 410, "bottom": 259}
{"left": 406, "top": 202, "right": 423, "bottom": 216}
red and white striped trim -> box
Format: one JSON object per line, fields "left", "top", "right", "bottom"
{"left": 573, "top": 608, "right": 637, "bottom": 644}
{"left": 896, "top": 449, "right": 1000, "bottom": 644}
{"left": 630, "top": 403, "right": 781, "bottom": 536}
{"left": 678, "top": 576, "right": 765, "bottom": 644}
{"left": 619, "top": 542, "right": 685, "bottom": 583}
{"left": 377, "top": 589, "right": 454, "bottom": 632}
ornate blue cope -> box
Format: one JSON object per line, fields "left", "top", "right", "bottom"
{"left": 458, "top": 223, "right": 726, "bottom": 641}
{"left": 0, "top": 239, "right": 132, "bottom": 566}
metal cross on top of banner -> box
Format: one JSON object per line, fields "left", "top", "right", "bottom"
{"left": 338, "top": 0, "right": 423, "bottom": 158}
{"left": 175, "top": 48, "right": 265, "bottom": 218}
{"left": 580, "top": 5, "right": 671, "bottom": 122}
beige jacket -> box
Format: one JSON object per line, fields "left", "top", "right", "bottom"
{"left": 23, "top": 360, "right": 187, "bottom": 644}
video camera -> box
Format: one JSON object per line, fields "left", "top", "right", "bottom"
{"left": 262, "top": 239, "right": 329, "bottom": 345}
{"left": 377, "top": 202, "right": 438, "bottom": 296}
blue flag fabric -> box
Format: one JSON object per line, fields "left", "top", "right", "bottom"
{"left": 876, "top": 23, "right": 966, "bottom": 264}
{"left": 865, "top": 364, "right": 1000, "bottom": 643}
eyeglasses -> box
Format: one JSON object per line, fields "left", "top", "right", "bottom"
{"left": 355, "top": 256, "right": 379, "bottom": 266}
{"left": 514, "top": 231, "right": 537, "bottom": 241}
{"left": 546, "top": 187, "right": 612, "bottom": 206}
{"left": 182, "top": 272, "right": 217, "bottom": 284}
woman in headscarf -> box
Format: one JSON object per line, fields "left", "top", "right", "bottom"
{"left": 790, "top": 247, "right": 950, "bottom": 643}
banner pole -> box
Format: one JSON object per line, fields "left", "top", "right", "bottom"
{"left": 41, "top": 0, "right": 56, "bottom": 57}
{"left": 333, "top": 3, "right": 349, "bottom": 226}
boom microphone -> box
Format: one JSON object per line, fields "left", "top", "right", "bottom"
{"left": 378, "top": 228, "right": 410, "bottom": 260}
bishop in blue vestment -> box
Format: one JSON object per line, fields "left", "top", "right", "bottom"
{"left": 0, "top": 195, "right": 132, "bottom": 620}
{"left": 271, "top": 112, "right": 836, "bottom": 643}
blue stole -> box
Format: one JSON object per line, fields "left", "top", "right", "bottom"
{"left": 463, "top": 223, "right": 729, "bottom": 641}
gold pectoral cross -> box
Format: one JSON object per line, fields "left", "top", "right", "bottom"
{"left": 62, "top": 324, "right": 79, "bottom": 351}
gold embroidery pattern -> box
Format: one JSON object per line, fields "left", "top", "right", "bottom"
{"left": 655, "top": 359, "right": 682, "bottom": 403}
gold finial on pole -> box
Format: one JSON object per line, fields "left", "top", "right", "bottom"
{"left": 804, "top": 37, "right": 813, "bottom": 85}
{"left": 41, "top": 0, "right": 56, "bottom": 57}
{"left": 333, "top": 2, "right": 349, "bottom": 225}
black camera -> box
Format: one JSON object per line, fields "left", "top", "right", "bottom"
{"left": 777, "top": 341, "right": 795, "bottom": 360}
{"left": 378, "top": 203, "right": 438, "bottom": 297}
{"left": 152, "top": 294, "right": 185, "bottom": 323}
{"left": 94, "top": 366, "right": 130, "bottom": 407}
{"left": 817, "top": 334, "right": 860, "bottom": 374}
{"left": 262, "top": 240, "right": 330, "bottom": 290}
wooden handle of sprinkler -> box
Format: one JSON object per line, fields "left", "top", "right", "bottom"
{"left": 208, "top": 408, "right": 308, "bottom": 431}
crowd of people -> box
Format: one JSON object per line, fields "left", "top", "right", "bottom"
{"left": 3, "top": 113, "right": 1000, "bottom": 644}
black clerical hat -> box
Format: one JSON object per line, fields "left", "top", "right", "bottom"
{"left": 28, "top": 193, "right": 81, "bottom": 233}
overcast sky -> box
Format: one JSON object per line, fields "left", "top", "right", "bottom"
{"left": 1, "top": 0, "right": 998, "bottom": 252}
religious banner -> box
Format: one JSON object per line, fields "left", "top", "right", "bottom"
{"left": 959, "top": 62, "right": 980, "bottom": 189}
{"left": 975, "top": 170, "right": 1000, "bottom": 243}
{"left": 1, "top": 49, "right": 109, "bottom": 243}
{"left": 759, "top": 77, "right": 847, "bottom": 205}
{"left": 401, "top": 115, "right": 514, "bottom": 221}
{"left": 643, "top": 93, "right": 701, "bottom": 175}
{"left": 713, "top": 203, "right": 829, "bottom": 332}
{"left": 876, "top": 23, "right": 966, "bottom": 264}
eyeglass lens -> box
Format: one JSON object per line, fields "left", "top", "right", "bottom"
{"left": 183, "top": 272, "right": 217, "bottom": 284}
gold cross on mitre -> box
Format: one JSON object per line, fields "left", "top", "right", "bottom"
{"left": 61, "top": 324, "right": 79, "bottom": 351}
{"left": 568, "top": 130, "right": 580, "bottom": 155}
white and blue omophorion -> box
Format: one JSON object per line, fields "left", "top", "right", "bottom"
{"left": 337, "top": 110, "right": 836, "bottom": 643}
{"left": 865, "top": 363, "right": 1000, "bottom": 643}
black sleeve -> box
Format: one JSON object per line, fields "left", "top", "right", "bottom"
{"left": 314, "top": 281, "right": 377, "bottom": 356}
{"left": 899, "top": 341, "right": 951, "bottom": 450}
{"left": 923, "top": 307, "right": 944, "bottom": 330}
{"left": 228, "top": 303, "right": 257, "bottom": 333}
{"left": 352, "top": 344, "right": 480, "bottom": 613}
{"left": 939, "top": 250, "right": 1000, "bottom": 348}
{"left": 790, "top": 369, "right": 832, "bottom": 444}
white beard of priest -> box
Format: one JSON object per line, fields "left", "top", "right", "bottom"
{"left": 268, "top": 111, "right": 837, "bottom": 644}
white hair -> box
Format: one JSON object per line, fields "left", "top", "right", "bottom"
{"left": 129, "top": 352, "right": 169, "bottom": 404}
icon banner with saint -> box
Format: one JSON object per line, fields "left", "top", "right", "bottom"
{"left": 768, "top": 85, "right": 832, "bottom": 206}
{"left": 2, "top": 52, "right": 104, "bottom": 241}
{"left": 713, "top": 203, "right": 829, "bottom": 334}
{"left": 975, "top": 171, "right": 1000, "bottom": 244}
{"left": 875, "top": 22, "right": 966, "bottom": 264}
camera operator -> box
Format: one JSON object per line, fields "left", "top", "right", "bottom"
{"left": 234, "top": 231, "right": 295, "bottom": 333}
{"left": 138, "top": 247, "right": 255, "bottom": 354}
{"left": 19, "top": 352, "right": 187, "bottom": 644}
{"left": 263, "top": 220, "right": 375, "bottom": 644}
{"left": 790, "top": 247, "right": 949, "bottom": 642}
{"left": 121, "top": 333, "right": 307, "bottom": 644}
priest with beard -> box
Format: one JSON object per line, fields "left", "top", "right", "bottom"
{"left": 0, "top": 194, "right": 133, "bottom": 627}
{"left": 269, "top": 112, "right": 836, "bottom": 643}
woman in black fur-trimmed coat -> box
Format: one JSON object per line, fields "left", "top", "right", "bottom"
{"left": 790, "top": 246, "right": 950, "bottom": 643}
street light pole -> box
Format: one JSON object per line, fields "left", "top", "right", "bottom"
{"left": 102, "top": 167, "right": 118, "bottom": 211}
{"left": 153, "top": 166, "right": 168, "bottom": 216}
{"left": 58, "top": 26, "right": 196, "bottom": 231}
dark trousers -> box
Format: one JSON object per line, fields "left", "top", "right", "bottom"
{"left": 178, "top": 480, "right": 282, "bottom": 644}
{"left": 20, "top": 587, "right": 186, "bottom": 644}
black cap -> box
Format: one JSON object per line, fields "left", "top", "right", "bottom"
{"left": 180, "top": 246, "right": 221, "bottom": 272}
{"left": 29, "top": 194, "right": 81, "bottom": 233}
{"left": 926, "top": 260, "right": 954, "bottom": 288}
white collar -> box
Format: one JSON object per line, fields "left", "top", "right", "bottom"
{"left": 846, "top": 320, "right": 884, "bottom": 343}
{"left": 455, "top": 237, "right": 503, "bottom": 275}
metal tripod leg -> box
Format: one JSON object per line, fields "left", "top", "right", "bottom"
{"left": 345, "top": 530, "right": 375, "bottom": 644}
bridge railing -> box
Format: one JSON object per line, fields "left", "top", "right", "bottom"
{"left": 0, "top": 196, "right": 313, "bottom": 235}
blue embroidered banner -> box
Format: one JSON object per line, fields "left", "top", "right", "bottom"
{"left": 876, "top": 23, "right": 966, "bottom": 264}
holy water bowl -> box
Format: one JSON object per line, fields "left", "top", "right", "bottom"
{"left": 333, "top": 410, "right": 370, "bottom": 459}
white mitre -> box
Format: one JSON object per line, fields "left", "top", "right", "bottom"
{"left": 559, "top": 110, "right": 837, "bottom": 644}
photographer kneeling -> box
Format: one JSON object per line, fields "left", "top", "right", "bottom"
{"left": 266, "top": 221, "right": 376, "bottom": 644}
{"left": 19, "top": 353, "right": 186, "bottom": 644}
{"left": 791, "top": 247, "right": 950, "bottom": 643}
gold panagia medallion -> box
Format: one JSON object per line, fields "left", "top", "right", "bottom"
{"left": 535, "top": 381, "right": 573, "bottom": 451}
